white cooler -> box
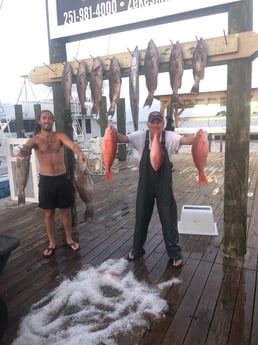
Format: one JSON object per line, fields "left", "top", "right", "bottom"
{"left": 178, "top": 205, "right": 218, "bottom": 236}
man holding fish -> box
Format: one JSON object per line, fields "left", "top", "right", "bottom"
{"left": 13, "top": 110, "right": 87, "bottom": 258}
{"left": 116, "top": 111, "right": 198, "bottom": 268}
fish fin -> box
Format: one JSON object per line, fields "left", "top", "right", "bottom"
{"left": 81, "top": 107, "right": 87, "bottom": 115}
{"left": 84, "top": 209, "right": 94, "bottom": 223}
{"left": 18, "top": 194, "right": 25, "bottom": 207}
{"left": 91, "top": 103, "right": 99, "bottom": 115}
{"left": 172, "top": 94, "right": 179, "bottom": 105}
{"left": 199, "top": 173, "right": 208, "bottom": 185}
{"left": 105, "top": 171, "right": 113, "bottom": 182}
{"left": 107, "top": 107, "right": 115, "bottom": 116}
{"left": 143, "top": 94, "right": 153, "bottom": 108}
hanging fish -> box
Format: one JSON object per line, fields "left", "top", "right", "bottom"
{"left": 76, "top": 60, "right": 88, "bottom": 115}
{"left": 129, "top": 46, "right": 140, "bottom": 131}
{"left": 143, "top": 39, "right": 159, "bottom": 108}
{"left": 61, "top": 62, "right": 73, "bottom": 110}
{"left": 191, "top": 37, "right": 208, "bottom": 94}
{"left": 108, "top": 56, "right": 122, "bottom": 117}
{"left": 90, "top": 57, "right": 104, "bottom": 116}
{"left": 169, "top": 41, "right": 184, "bottom": 105}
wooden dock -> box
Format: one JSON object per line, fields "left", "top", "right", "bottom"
{"left": 1, "top": 142, "right": 258, "bottom": 345}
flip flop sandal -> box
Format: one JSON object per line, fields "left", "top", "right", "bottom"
{"left": 43, "top": 247, "right": 56, "bottom": 258}
{"left": 67, "top": 242, "right": 80, "bottom": 251}
{"left": 171, "top": 258, "right": 183, "bottom": 268}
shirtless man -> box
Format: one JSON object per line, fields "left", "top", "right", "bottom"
{"left": 14, "top": 110, "right": 87, "bottom": 257}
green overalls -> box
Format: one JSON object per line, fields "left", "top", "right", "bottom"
{"left": 133, "top": 130, "right": 182, "bottom": 260}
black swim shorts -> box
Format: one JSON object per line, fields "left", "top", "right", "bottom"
{"left": 38, "top": 174, "right": 75, "bottom": 209}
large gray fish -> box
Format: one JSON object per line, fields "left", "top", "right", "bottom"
{"left": 15, "top": 148, "right": 31, "bottom": 206}
{"left": 90, "top": 57, "right": 104, "bottom": 115}
{"left": 74, "top": 160, "right": 94, "bottom": 222}
{"left": 191, "top": 37, "right": 208, "bottom": 94}
{"left": 169, "top": 41, "right": 184, "bottom": 105}
{"left": 107, "top": 56, "right": 122, "bottom": 117}
{"left": 143, "top": 39, "right": 159, "bottom": 108}
{"left": 129, "top": 46, "right": 139, "bottom": 131}
{"left": 76, "top": 60, "right": 88, "bottom": 115}
{"left": 61, "top": 62, "right": 73, "bottom": 110}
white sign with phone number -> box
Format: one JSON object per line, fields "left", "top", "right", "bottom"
{"left": 47, "top": 0, "right": 241, "bottom": 39}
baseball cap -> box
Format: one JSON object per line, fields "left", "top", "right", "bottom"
{"left": 148, "top": 111, "right": 163, "bottom": 122}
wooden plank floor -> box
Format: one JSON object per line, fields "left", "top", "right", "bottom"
{"left": 0, "top": 141, "right": 258, "bottom": 345}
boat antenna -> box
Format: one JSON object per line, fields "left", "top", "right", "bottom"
{"left": 76, "top": 41, "right": 81, "bottom": 59}
{"left": 16, "top": 75, "right": 37, "bottom": 103}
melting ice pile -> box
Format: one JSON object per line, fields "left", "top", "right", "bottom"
{"left": 12, "top": 258, "right": 181, "bottom": 345}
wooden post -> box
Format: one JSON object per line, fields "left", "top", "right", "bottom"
{"left": 14, "top": 104, "right": 24, "bottom": 138}
{"left": 117, "top": 98, "right": 126, "bottom": 161}
{"left": 33, "top": 103, "right": 41, "bottom": 122}
{"left": 99, "top": 96, "right": 108, "bottom": 137}
{"left": 223, "top": 0, "right": 253, "bottom": 257}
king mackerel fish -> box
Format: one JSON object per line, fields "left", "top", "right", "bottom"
{"left": 129, "top": 46, "right": 140, "bottom": 131}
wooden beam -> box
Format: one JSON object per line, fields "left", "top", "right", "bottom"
{"left": 28, "top": 31, "right": 258, "bottom": 85}
{"left": 155, "top": 88, "right": 258, "bottom": 110}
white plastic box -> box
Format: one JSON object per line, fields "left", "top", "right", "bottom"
{"left": 178, "top": 205, "right": 218, "bottom": 236}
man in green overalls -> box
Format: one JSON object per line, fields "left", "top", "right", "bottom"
{"left": 117, "top": 111, "right": 194, "bottom": 267}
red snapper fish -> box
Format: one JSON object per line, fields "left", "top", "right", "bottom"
{"left": 102, "top": 125, "right": 117, "bottom": 182}
{"left": 191, "top": 129, "right": 209, "bottom": 185}
{"left": 150, "top": 132, "right": 164, "bottom": 171}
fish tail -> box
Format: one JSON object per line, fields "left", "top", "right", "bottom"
{"left": 191, "top": 82, "right": 199, "bottom": 94}
{"left": 84, "top": 208, "right": 94, "bottom": 223}
{"left": 107, "top": 106, "right": 115, "bottom": 116}
{"left": 91, "top": 103, "right": 98, "bottom": 115}
{"left": 172, "top": 93, "right": 179, "bottom": 105}
{"left": 18, "top": 194, "right": 25, "bottom": 206}
{"left": 199, "top": 173, "right": 208, "bottom": 185}
{"left": 105, "top": 171, "right": 113, "bottom": 182}
{"left": 81, "top": 106, "right": 86, "bottom": 115}
{"left": 143, "top": 94, "right": 153, "bottom": 108}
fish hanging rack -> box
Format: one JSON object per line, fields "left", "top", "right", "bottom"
{"left": 27, "top": 31, "right": 258, "bottom": 85}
